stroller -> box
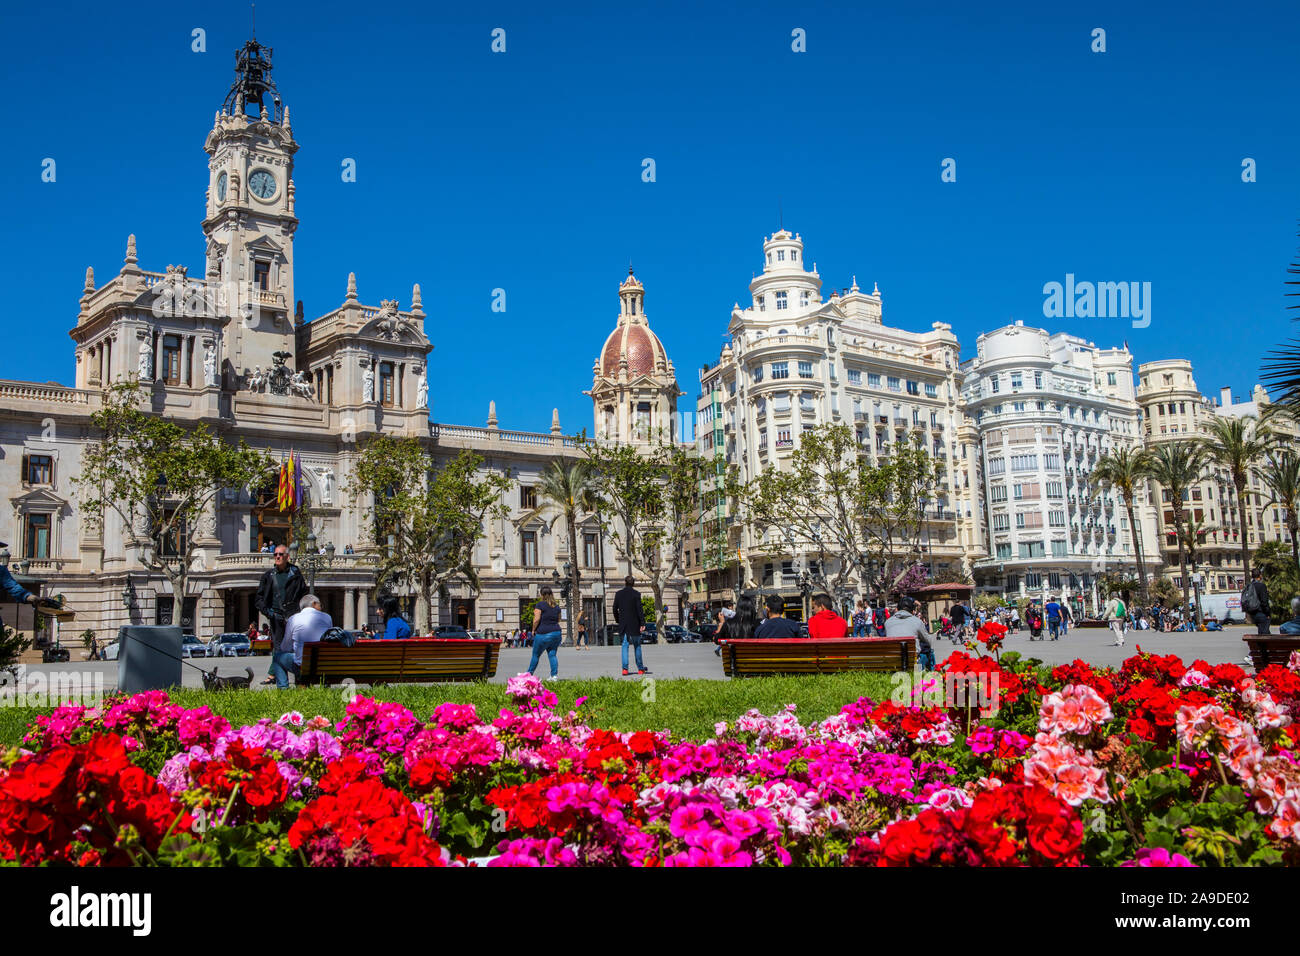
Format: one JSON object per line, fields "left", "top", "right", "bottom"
{"left": 1028, "top": 613, "right": 1043, "bottom": 640}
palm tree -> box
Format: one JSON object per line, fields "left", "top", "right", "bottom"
{"left": 1259, "top": 449, "right": 1300, "bottom": 569}
{"left": 1261, "top": 229, "right": 1300, "bottom": 412}
{"left": 1198, "top": 414, "right": 1275, "bottom": 580}
{"left": 1145, "top": 442, "right": 1208, "bottom": 615}
{"left": 518, "top": 459, "right": 601, "bottom": 641}
{"left": 1092, "top": 446, "right": 1154, "bottom": 604}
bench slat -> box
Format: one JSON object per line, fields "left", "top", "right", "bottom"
{"left": 721, "top": 638, "right": 914, "bottom": 677}
{"left": 299, "top": 639, "right": 501, "bottom": 684}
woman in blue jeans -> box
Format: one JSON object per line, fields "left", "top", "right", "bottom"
{"left": 527, "top": 587, "right": 563, "bottom": 679}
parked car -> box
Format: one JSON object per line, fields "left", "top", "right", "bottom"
{"left": 696, "top": 622, "right": 719, "bottom": 642}
{"left": 663, "top": 625, "right": 704, "bottom": 644}
{"left": 180, "top": 633, "right": 206, "bottom": 658}
{"left": 434, "top": 625, "right": 470, "bottom": 638}
{"left": 602, "top": 623, "right": 658, "bottom": 644}
{"left": 206, "top": 633, "right": 253, "bottom": 657}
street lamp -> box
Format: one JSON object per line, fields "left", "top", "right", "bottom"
{"left": 297, "top": 532, "right": 335, "bottom": 591}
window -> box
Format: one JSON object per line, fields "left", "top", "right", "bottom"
{"left": 925, "top": 383, "right": 938, "bottom": 398}
{"left": 1034, "top": 371, "right": 1043, "bottom": 388}
{"left": 1019, "top": 541, "right": 1045, "bottom": 559}
{"left": 847, "top": 369, "right": 861, "bottom": 385}
{"left": 522, "top": 531, "right": 538, "bottom": 567}
{"left": 254, "top": 260, "right": 270, "bottom": 291}
{"left": 1010, "top": 454, "right": 1038, "bottom": 471}
{"left": 992, "top": 514, "right": 1010, "bottom": 531}
{"left": 772, "top": 394, "right": 791, "bottom": 413}
{"left": 772, "top": 361, "right": 789, "bottom": 380}
{"left": 1018, "top": 511, "right": 1043, "bottom": 529}
{"left": 1051, "top": 540, "right": 1068, "bottom": 557}
{"left": 798, "top": 360, "right": 813, "bottom": 378}
{"left": 1046, "top": 481, "right": 1064, "bottom": 498}
{"left": 1049, "top": 511, "right": 1067, "bottom": 527}
{"left": 800, "top": 392, "right": 816, "bottom": 412}
{"left": 1107, "top": 372, "right": 1117, "bottom": 386}
{"left": 162, "top": 335, "right": 183, "bottom": 385}
{"left": 988, "top": 457, "right": 1006, "bottom": 476}
{"left": 756, "top": 397, "right": 767, "bottom": 417}
{"left": 990, "top": 485, "right": 1008, "bottom": 502}
{"left": 775, "top": 291, "right": 788, "bottom": 310}
{"left": 1013, "top": 402, "right": 1026, "bottom": 412}
{"left": 757, "top": 295, "right": 766, "bottom": 312}
{"left": 758, "top": 428, "right": 767, "bottom": 450}
{"left": 752, "top": 365, "right": 764, "bottom": 383}
{"left": 1010, "top": 372, "right": 1022, "bottom": 389}
{"left": 23, "top": 454, "right": 53, "bottom": 485}
{"left": 802, "top": 291, "right": 811, "bottom": 307}
{"left": 776, "top": 250, "right": 785, "bottom": 261}
{"left": 887, "top": 376, "right": 901, "bottom": 392}
{"left": 584, "top": 532, "right": 599, "bottom": 568}
{"left": 906, "top": 380, "right": 919, "bottom": 395}
{"left": 25, "top": 513, "right": 51, "bottom": 559}
{"left": 991, "top": 376, "right": 1000, "bottom": 393}
{"left": 520, "top": 485, "right": 538, "bottom": 510}
{"left": 1044, "top": 454, "right": 1061, "bottom": 470}
{"left": 996, "top": 543, "right": 1012, "bottom": 558}
{"left": 776, "top": 429, "right": 793, "bottom": 449}
{"left": 868, "top": 373, "right": 881, "bottom": 388}
{"left": 379, "top": 362, "right": 395, "bottom": 406}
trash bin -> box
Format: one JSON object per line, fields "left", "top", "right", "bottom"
{"left": 117, "top": 625, "right": 183, "bottom": 693}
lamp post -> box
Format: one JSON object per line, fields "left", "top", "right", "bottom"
{"left": 798, "top": 569, "right": 811, "bottom": 621}
{"left": 295, "top": 532, "right": 335, "bottom": 591}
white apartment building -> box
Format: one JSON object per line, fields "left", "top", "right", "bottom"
{"left": 962, "top": 322, "right": 1160, "bottom": 612}
{"left": 685, "top": 229, "right": 985, "bottom": 610}
{"left": 1136, "top": 362, "right": 1300, "bottom": 593}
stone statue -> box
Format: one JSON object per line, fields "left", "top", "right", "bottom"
{"left": 290, "top": 370, "right": 314, "bottom": 399}
{"left": 247, "top": 366, "right": 266, "bottom": 391}
{"left": 203, "top": 343, "right": 217, "bottom": 386}
{"left": 137, "top": 336, "right": 153, "bottom": 380}
{"left": 313, "top": 467, "right": 334, "bottom": 505}
{"left": 415, "top": 367, "right": 428, "bottom": 409}
{"left": 362, "top": 363, "right": 375, "bottom": 402}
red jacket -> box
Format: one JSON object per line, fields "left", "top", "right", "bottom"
{"left": 808, "top": 608, "right": 849, "bottom": 639}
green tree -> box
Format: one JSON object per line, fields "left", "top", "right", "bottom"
{"left": 1092, "top": 446, "right": 1155, "bottom": 603}
{"left": 344, "top": 436, "right": 510, "bottom": 633}
{"left": 1145, "top": 441, "right": 1208, "bottom": 617}
{"left": 1253, "top": 540, "right": 1300, "bottom": 623}
{"left": 582, "top": 439, "right": 717, "bottom": 632}
{"left": 73, "top": 381, "right": 270, "bottom": 628}
{"left": 1259, "top": 449, "right": 1300, "bottom": 570}
{"left": 1198, "top": 414, "right": 1276, "bottom": 580}
{"left": 1261, "top": 229, "right": 1300, "bottom": 412}
{"left": 516, "top": 459, "right": 601, "bottom": 638}
{"left": 741, "top": 424, "right": 939, "bottom": 597}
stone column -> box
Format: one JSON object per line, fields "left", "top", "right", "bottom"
{"left": 357, "top": 590, "right": 369, "bottom": 630}
{"left": 344, "top": 588, "right": 356, "bottom": 629}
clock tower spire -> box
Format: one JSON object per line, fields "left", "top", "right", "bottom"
{"left": 203, "top": 37, "right": 299, "bottom": 385}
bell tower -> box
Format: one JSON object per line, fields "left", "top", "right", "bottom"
{"left": 202, "top": 38, "right": 299, "bottom": 386}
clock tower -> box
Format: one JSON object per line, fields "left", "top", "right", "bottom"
{"left": 202, "top": 39, "right": 299, "bottom": 387}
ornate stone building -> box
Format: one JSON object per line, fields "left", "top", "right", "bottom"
{"left": 0, "top": 39, "right": 681, "bottom": 645}
{"left": 685, "top": 229, "right": 984, "bottom": 611}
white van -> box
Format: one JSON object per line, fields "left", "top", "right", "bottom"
{"left": 1198, "top": 593, "right": 1244, "bottom": 624}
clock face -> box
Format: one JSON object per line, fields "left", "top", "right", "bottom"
{"left": 249, "top": 169, "right": 277, "bottom": 200}
{"left": 216, "top": 172, "right": 228, "bottom": 202}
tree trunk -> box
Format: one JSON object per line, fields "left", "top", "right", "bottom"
{"left": 1290, "top": 514, "right": 1299, "bottom": 570}
{"left": 1125, "top": 495, "right": 1148, "bottom": 605}
{"left": 1236, "top": 478, "right": 1252, "bottom": 581}
{"left": 650, "top": 578, "right": 665, "bottom": 632}
{"left": 1174, "top": 503, "right": 1190, "bottom": 615}
{"left": 416, "top": 570, "right": 433, "bottom": 635}
{"left": 567, "top": 509, "right": 581, "bottom": 645}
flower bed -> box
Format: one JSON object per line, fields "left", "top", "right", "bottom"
{"left": 3, "top": 649, "right": 1299, "bottom": 866}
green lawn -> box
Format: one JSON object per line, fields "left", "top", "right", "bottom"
{"left": 0, "top": 673, "right": 899, "bottom": 747}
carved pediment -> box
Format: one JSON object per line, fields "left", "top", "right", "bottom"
{"left": 11, "top": 487, "right": 70, "bottom": 513}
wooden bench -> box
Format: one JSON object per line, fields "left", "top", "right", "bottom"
{"left": 298, "top": 638, "right": 502, "bottom": 685}
{"left": 251, "top": 638, "right": 273, "bottom": 655}
{"left": 1244, "top": 636, "right": 1300, "bottom": 672}
{"left": 720, "top": 637, "right": 914, "bottom": 677}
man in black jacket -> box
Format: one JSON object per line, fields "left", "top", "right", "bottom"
{"left": 1247, "top": 567, "right": 1271, "bottom": 636}
{"left": 612, "top": 575, "right": 648, "bottom": 676}
{"left": 254, "top": 545, "right": 307, "bottom": 684}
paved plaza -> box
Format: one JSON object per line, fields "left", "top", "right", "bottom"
{"left": 8, "top": 625, "right": 1268, "bottom": 692}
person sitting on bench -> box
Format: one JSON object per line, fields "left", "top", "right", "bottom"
{"left": 1280, "top": 596, "right": 1300, "bottom": 636}
{"left": 276, "top": 593, "right": 332, "bottom": 690}
{"left": 754, "top": 594, "right": 801, "bottom": 639}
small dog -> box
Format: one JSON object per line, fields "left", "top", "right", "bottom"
{"left": 202, "top": 667, "right": 255, "bottom": 691}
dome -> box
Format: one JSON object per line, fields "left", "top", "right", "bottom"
{"left": 601, "top": 322, "right": 667, "bottom": 376}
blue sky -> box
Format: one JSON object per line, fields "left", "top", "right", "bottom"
{"left": 3, "top": 0, "right": 1299, "bottom": 433}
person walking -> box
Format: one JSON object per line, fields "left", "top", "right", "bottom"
{"left": 1010, "top": 604, "right": 1021, "bottom": 633}
{"left": 527, "top": 586, "right": 564, "bottom": 680}
{"left": 379, "top": 596, "right": 412, "bottom": 640}
{"left": 1045, "top": 595, "right": 1063, "bottom": 641}
{"left": 613, "top": 575, "right": 649, "bottom": 676}
{"left": 872, "top": 600, "right": 889, "bottom": 637}
{"left": 755, "top": 594, "right": 801, "bottom": 638}
{"left": 807, "top": 593, "right": 849, "bottom": 638}
{"left": 1060, "top": 599, "right": 1073, "bottom": 637}
{"left": 851, "top": 600, "right": 869, "bottom": 637}
{"left": 575, "top": 611, "right": 589, "bottom": 651}
{"left": 885, "top": 595, "right": 937, "bottom": 671}
{"left": 1105, "top": 590, "right": 1129, "bottom": 647}
{"left": 1242, "top": 568, "right": 1272, "bottom": 636}
{"left": 948, "top": 600, "right": 967, "bottom": 644}
{"left": 255, "top": 544, "right": 307, "bottom": 685}
{"left": 275, "top": 593, "right": 332, "bottom": 690}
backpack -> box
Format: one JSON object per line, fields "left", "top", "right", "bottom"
{"left": 1113, "top": 599, "right": 1125, "bottom": 619}
{"left": 1241, "top": 582, "right": 1261, "bottom": 615}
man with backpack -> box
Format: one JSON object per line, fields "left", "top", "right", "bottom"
{"left": 1241, "top": 568, "right": 1271, "bottom": 635}
{"left": 1044, "top": 596, "right": 1063, "bottom": 641}
{"left": 1105, "top": 591, "right": 1129, "bottom": 647}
